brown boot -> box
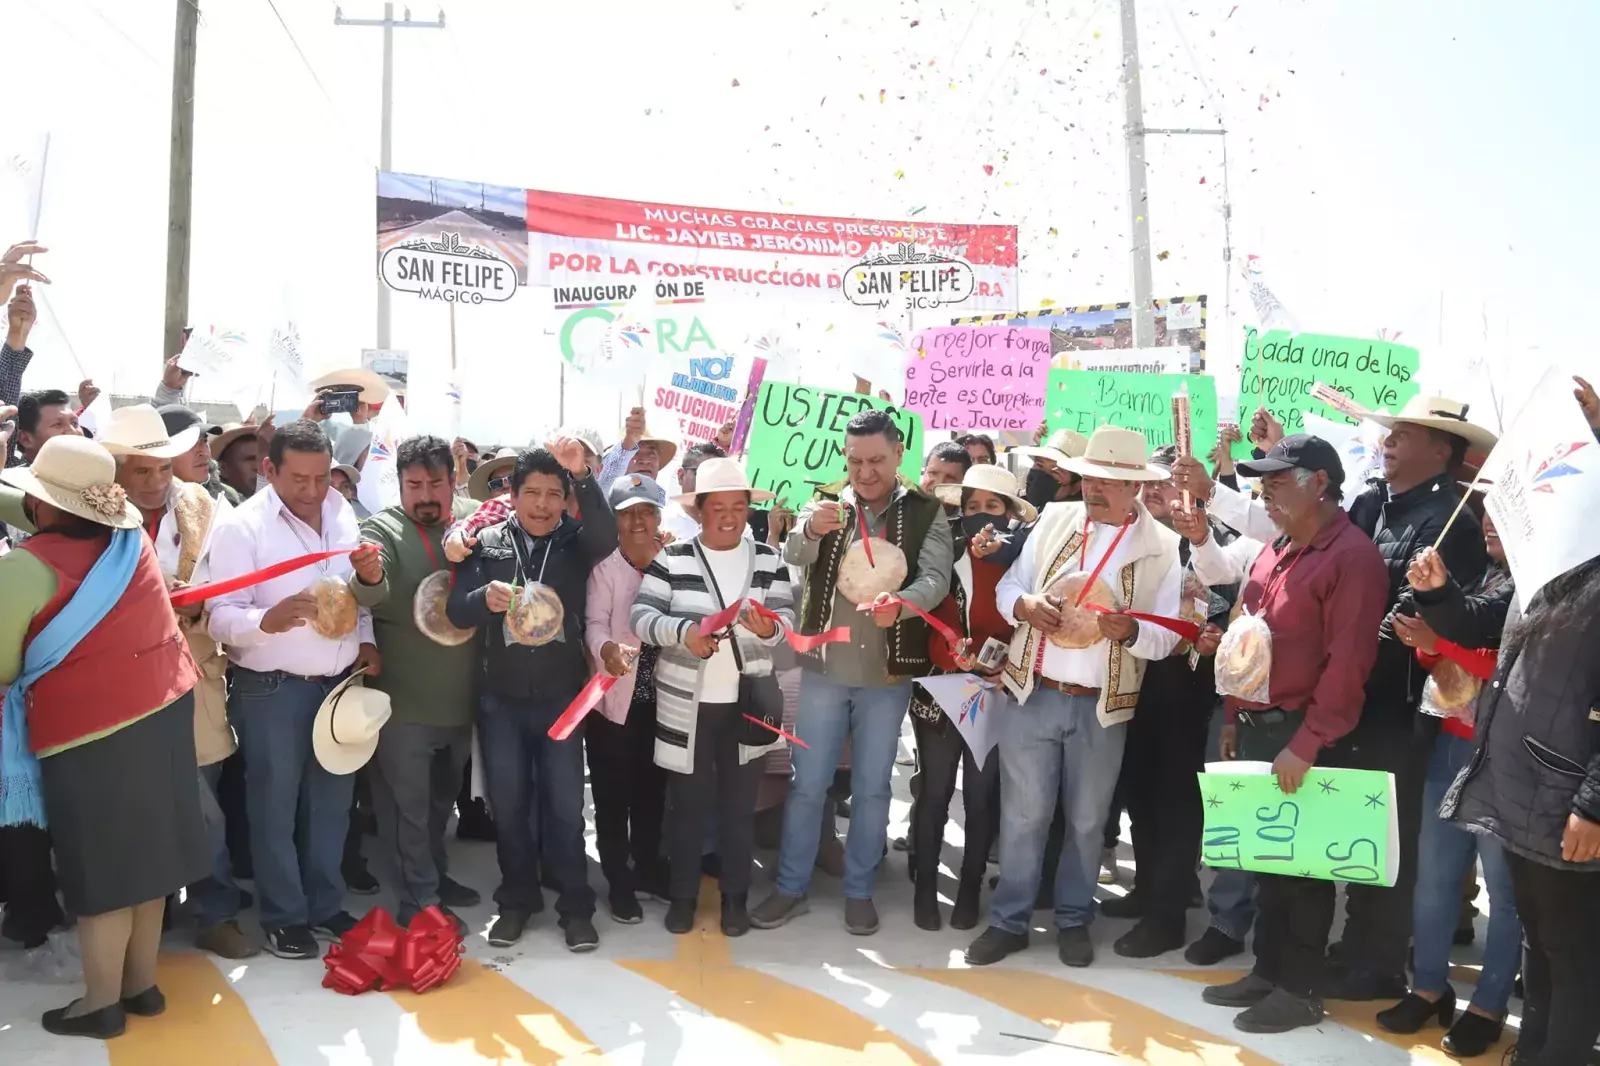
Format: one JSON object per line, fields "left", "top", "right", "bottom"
{"left": 195, "top": 920, "right": 260, "bottom": 959}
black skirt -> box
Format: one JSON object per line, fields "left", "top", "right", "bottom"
{"left": 39, "top": 692, "right": 209, "bottom": 916}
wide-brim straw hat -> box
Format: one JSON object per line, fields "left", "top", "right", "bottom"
{"left": 1016, "top": 429, "right": 1089, "bottom": 466}
{"left": 312, "top": 671, "right": 392, "bottom": 775}
{"left": 98, "top": 404, "right": 201, "bottom": 460}
{"left": 0, "top": 435, "right": 141, "bottom": 530}
{"left": 309, "top": 368, "right": 391, "bottom": 405}
{"left": 933, "top": 463, "right": 1038, "bottom": 523}
{"left": 1367, "top": 394, "right": 1499, "bottom": 453}
{"left": 209, "top": 422, "right": 259, "bottom": 457}
{"left": 671, "top": 456, "right": 775, "bottom": 506}
{"left": 1060, "top": 426, "right": 1170, "bottom": 482}
{"left": 468, "top": 447, "right": 520, "bottom": 502}
{"left": 634, "top": 434, "right": 679, "bottom": 467}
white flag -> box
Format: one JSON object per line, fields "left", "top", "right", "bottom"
{"left": 4, "top": 132, "right": 49, "bottom": 236}
{"left": 1303, "top": 412, "right": 1386, "bottom": 510}
{"left": 1480, "top": 367, "right": 1600, "bottom": 603}
{"left": 356, "top": 400, "right": 412, "bottom": 517}
{"left": 913, "top": 673, "right": 1004, "bottom": 764}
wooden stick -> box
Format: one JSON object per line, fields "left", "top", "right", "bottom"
{"left": 1432, "top": 483, "right": 1478, "bottom": 551}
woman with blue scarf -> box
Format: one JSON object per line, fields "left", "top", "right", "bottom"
{"left": 0, "top": 436, "right": 205, "bottom": 1040}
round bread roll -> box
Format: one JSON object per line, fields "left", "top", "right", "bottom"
{"left": 505, "top": 583, "right": 564, "bottom": 646}
{"left": 1216, "top": 616, "right": 1271, "bottom": 699}
{"left": 836, "top": 538, "right": 908, "bottom": 606}
{"left": 1041, "top": 570, "right": 1114, "bottom": 649}
{"left": 1429, "top": 659, "right": 1480, "bottom": 710}
{"left": 309, "top": 575, "right": 358, "bottom": 640}
{"left": 413, "top": 570, "right": 477, "bottom": 647}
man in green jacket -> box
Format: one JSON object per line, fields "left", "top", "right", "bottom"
{"left": 350, "top": 434, "right": 482, "bottom": 932}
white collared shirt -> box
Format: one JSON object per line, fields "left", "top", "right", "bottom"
{"left": 207, "top": 483, "right": 373, "bottom": 676}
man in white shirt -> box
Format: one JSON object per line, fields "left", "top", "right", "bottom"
{"left": 207, "top": 419, "right": 384, "bottom": 961}
{"left": 965, "top": 426, "right": 1183, "bottom": 970}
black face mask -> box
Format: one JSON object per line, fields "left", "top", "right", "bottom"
{"left": 1024, "top": 467, "right": 1059, "bottom": 510}
{"left": 959, "top": 512, "right": 1026, "bottom": 567}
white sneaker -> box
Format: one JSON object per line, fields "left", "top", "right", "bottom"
{"left": 1097, "top": 846, "right": 1119, "bottom": 885}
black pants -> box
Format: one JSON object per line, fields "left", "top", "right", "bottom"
{"left": 908, "top": 715, "right": 997, "bottom": 886}
{"left": 587, "top": 698, "right": 667, "bottom": 896}
{"left": 216, "top": 748, "right": 252, "bottom": 879}
{"left": 666, "top": 702, "right": 761, "bottom": 900}
{"left": 0, "top": 825, "right": 62, "bottom": 945}
{"left": 1122, "top": 665, "right": 1211, "bottom": 927}
{"left": 1507, "top": 851, "right": 1600, "bottom": 1064}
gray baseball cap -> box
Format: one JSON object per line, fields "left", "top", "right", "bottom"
{"left": 608, "top": 473, "right": 665, "bottom": 511}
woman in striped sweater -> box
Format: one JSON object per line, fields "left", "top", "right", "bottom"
{"left": 631, "top": 459, "right": 796, "bottom": 936}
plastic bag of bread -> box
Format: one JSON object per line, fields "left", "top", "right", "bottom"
{"left": 414, "top": 570, "right": 476, "bottom": 647}
{"left": 836, "top": 538, "right": 908, "bottom": 606}
{"left": 1041, "top": 570, "right": 1115, "bottom": 649}
{"left": 503, "top": 582, "right": 564, "bottom": 647}
{"left": 309, "top": 575, "right": 359, "bottom": 640}
{"left": 1214, "top": 612, "right": 1272, "bottom": 702}
{"left": 1419, "top": 659, "right": 1480, "bottom": 725}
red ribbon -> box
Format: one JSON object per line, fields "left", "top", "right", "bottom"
{"left": 858, "top": 594, "right": 965, "bottom": 653}
{"left": 321, "top": 906, "right": 462, "bottom": 995}
{"left": 853, "top": 502, "right": 876, "bottom": 567}
{"left": 170, "top": 549, "right": 350, "bottom": 607}
{"left": 1081, "top": 602, "right": 1202, "bottom": 644}
{"left": 742, "top": 714, "right": 811, "bottom": 749}
{"left": 694, "top": 599, "right": 849, "bottom": 655}
{"left": 547, "top": 672, "right": 620, "bottom": 741}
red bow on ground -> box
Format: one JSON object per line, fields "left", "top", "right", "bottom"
{"left": 322, "top": 907, "right": 463, "bottom": 995}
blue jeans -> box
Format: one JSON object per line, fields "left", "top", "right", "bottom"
{"left": 229, "top": 670, "right": 356, "bottom": 931}
{"left": 1413, "top": 731, "right": 1521, "bottom": 1013}
{"left": 478, "top": 691, "right": 595, "bottom": 919}
{"left": 776, "top": 674, "right": 912, "bottom": 900}
{"left": 189, "top": 762, "right": 241, "bottom": 930}
{"left": 1204, "top": 701, "right": 1257, "bottom": 941}
{"left": 990, "top": 689, "right": 1127, "bottom": 934}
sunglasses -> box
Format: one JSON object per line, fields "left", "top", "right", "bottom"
{"left": 488, "top": 476, "right": 510, "bottom": 492}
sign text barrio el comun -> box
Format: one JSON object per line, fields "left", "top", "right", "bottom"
{"left": 380, "top": 233, "right": 518, "bottom": 304}
{"left": 843, "top": 242, "right": 976, "bottom": 312}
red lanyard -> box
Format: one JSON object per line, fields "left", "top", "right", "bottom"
{"left": 1251, "top": 543, "right": 1308, "bottom": 616}
{"left": 853, "top": 501, "right": 876, "bottom": 566}
{"left": 412, "top": 520, "right": 453, "bottom": 587}
{"left": 1073, "top": 515, "right": 1132, "bottom": 606}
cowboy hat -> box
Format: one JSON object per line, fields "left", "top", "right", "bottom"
{"left": 933, "top": 463, "right": 1038, "bottom": 523}
{"left": 1, "top": 435, "right": 141, "bottom": 530}
{"left": 312, "top": 671, "right": 392, "bottom": 775}
{"left": 671, "top": 456, "right": 775, "bottom": 506}
{"left": 331, "top": 463, "right": 361, "bottom": 487}
{"left": 468, "top": 447, "right": 520, "bottom": 502}
{"left": 309, "top": 368, "right": 391, "bottom": 405}
{"left": 1017, "top": 429, "right": 1089, "bottom": 466}
{"left": 550, "top": 425, "right": 604, "bottom": 460}
{"left": 633, "top": 434, "right": 679, "bottom": 467}
{"left": 209, "top": 422, "right": 259, "bottom": 458}
{"left": 1366, "top": 395, "right": 1498, "bottom": 453}
{"left": 1060, "top": 426, "right": 1170, "bottom": 482}
{"left": 98, "top": 404, "right": 201, "bottom": 460}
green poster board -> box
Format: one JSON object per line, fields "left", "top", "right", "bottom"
{"left": 1044, "top": 369, "right": 1219, "bottom": 462}
{"left": 1198, "top": 766, "right": 1399, "bottom": 886}
{"left": 745, "top": 380, "right": 924, "bottom": 510}
{"left": 1235, "top": 330, "right": 1420, "bottom": 458}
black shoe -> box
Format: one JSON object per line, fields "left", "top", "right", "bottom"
{"left": 1185, "top": 927, "right": 1245, "bottom": 966}
{"left": 455, "top": 800, "right": 497, "bottom": 842}
{"left": 700, "top": 853, "right": 722, "bottom": 879}
{"left": 1453, "top": 924, "right": 1477, "bottom": 946}
{"left": 561, "top": 915, "right": 599, "bottom": 953}
{"left": 665, "top": 899, "right": 698, "bottom": 934}
{"left": 120, "top": 986, "right": 165, "bottom": 1017}
{"left": 1114, "top": 917, "right": 1185, "bottom": 959}
{"left": 1233, "top": 988, "right": 1325, "bottom": 1034}
{"left": 836, "top": 798, "right": 852, "bottom": 819}
{"left": 964, "top": 926, "right": 1029, "bottom": 966}
{"left": 264, "top": 924, "right": 320, "bottom": 960}
{"left": 399, "top": 904, "right": 469, "bottom": 937}
{"left": 41, "top": 1001, "right": 126, "bottom": 1039}
{"left": 487, "top": 910, "right": 528, "bottom": 947}
{"left": 1099, "top": 892, "right": 1145, "bottom": 920}
{"left": 609, "top": 889, "right": 643, "bottom": 924}
{"left": 1377, "top": 988, "right": 1456, "bottom": 1035}
{"left": 721, "top": 893, "right": 750, "bottom": 937}
{"left": 342, "top": 863, "right": 380, "bottom": 896}
{"left": 438, "top": 877, "right": 482, "bottom": 909}
{"left": 950, "top": 881, "right": 981, "bottom": 931}
{"left": 312, "top": 910, "right": 360, "bottom": 940}
{"left": 1057, "top": 926, "right": 1094, "bottom": 968}
{"left": 1441, "top": 1010, "right": 1503, "bottom": 1058}
{"left": 1202, "top": 972, "right": 1274, "bottom": 1007}
{"left": 1324, "top": 968, "right": 1409, "bottom": 1002}
{"left": 636, "top": 870, "right": 671, "bottom": 904}
{"left": 913, "top": 883, "right": 941, "bottom": 932}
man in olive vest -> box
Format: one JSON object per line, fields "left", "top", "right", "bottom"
{"left": 750, "top": 409, "right": 953, "bottom": 936}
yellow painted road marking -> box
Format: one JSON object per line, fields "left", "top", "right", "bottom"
{"left": 387, "top": 959, "right": 605, "bottom": 1064}
{"left": 106, "top": 952, "right": 275, "bottom": 1066}
{"left": 619, "top": 881, "right": 934, "bottom": 1065}
{"left": 914, "top": 966, "right": 1277, "bottom": 1065}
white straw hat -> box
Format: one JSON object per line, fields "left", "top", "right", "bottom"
{"left": 98, "top": 404, "right": 201, "bottom": 459}
{"left": 1366, "top": 394, "right": 1498, "bottom": 453}
{"left": 1017, "top": 429, "right": 1089, "bottom": 466}
{"left": 0, "top": 436, "right": 141, "bottom": 530}
{"left": 313, "top": 672, "right": 392, "bottom": 775}
{"left": 670, "top": 456, "right": 775, "bottom": 506}
{"left": 309, "top": 368, "right": 391, "bottom": 405}
{"left": 933, "top": 463, "right": 1038, "bottom": 523}
{"left": 1060, "top": 426, "right": 1170, "bottom": 482}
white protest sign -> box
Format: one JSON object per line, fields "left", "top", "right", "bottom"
{"left": 914, "top": 673, "right": 1003, "bottom": 764}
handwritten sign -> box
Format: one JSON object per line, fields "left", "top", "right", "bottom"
{"left": 902, "top": 326, "right": 1048, "bottom": 432}
{"left": 1237, "top": 330, "right": 1419, "bottom": 458}
{"left": 1044, "top": 369, "right": 1219, "bottom": 461}
{"left": 745, "top": 381, "right": 923, "bottom": 510}
{"left": 1198, "top": 765, "right": 1399, "bottom": 885}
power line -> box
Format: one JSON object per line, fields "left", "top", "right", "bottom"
{"left": 69, "top": 0, "right": 163, "bottom": 68}
{"left": 262, "top": 0, "right": 341, "bottom": 117}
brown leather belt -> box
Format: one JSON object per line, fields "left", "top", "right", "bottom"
{"left": 1037, "top": 677, "right": 1101, "bottom": 697}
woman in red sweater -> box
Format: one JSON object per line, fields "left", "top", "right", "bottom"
{"left": 906, "top": 465, "right": 1035, "bottom": 931}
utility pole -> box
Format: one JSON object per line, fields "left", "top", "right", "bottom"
{"left": 1118, "top": 0, "right": 1156, "bottom": 348}
{"left": 163, "top": 0, "right": 200, "bottom": 365}
{"left": 334, "top": 4, "right": 445, "bottom": 350}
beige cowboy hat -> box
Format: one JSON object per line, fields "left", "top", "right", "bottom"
{"left": 468, "top": 447, "right": 520, "bottom": 502}
{"left": 549, "top": 424, "right": 604, "bottom": 460}
{"left": 1367, "top": 395, "right": 1499, "bottom": 453}
{"left": 309, "top": 368, "right": 391, "bottom": 405}
{"left": 98, "top": 404, "right": 201, "bottom": 460}
{"left": 331, "top": 463, "right": 362, "bottom": 487}
{"left": 1, "top": 435, "right": 142, "bottom": 530}
{"left": 933, "top": 463, "right": 1038, "bottom": 523}
{"left": 671, "top": 456, "right": 775, "bottom": 506}
{"left": 209, "top": 422, "right": 259, "bottom": 457}
{"left": 313, "top": 671, "right": 392, "bottom": 775}
{"left": 633, "top": 433, "right": 679, "bottom": 467}
{"left": 1060, "top": 426, "right": 1170, "bottom": 482}
{"left": 1017, "top": 428, "right": 1089, "bottom": 466}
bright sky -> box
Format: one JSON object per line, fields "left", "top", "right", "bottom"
{"left": 5, "top": 0, "right": 1597, "bottom": 443}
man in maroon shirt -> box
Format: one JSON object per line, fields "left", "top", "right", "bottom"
{"left": 1171, "top": 435, "right": 1390, "bottom": 1034}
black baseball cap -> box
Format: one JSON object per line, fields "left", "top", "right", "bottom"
{"left": 1237, "top": 434, "right": 1345, "bottom": 490}
{"left": 157, "top": 404, "right": 209, "bottom": 438}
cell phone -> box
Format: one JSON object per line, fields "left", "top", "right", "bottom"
{"left": 976, "top": 637, "right": 1008, "bottom": 669}
{"left": 318, "top": 388, "right": 362, "bottom": 416}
